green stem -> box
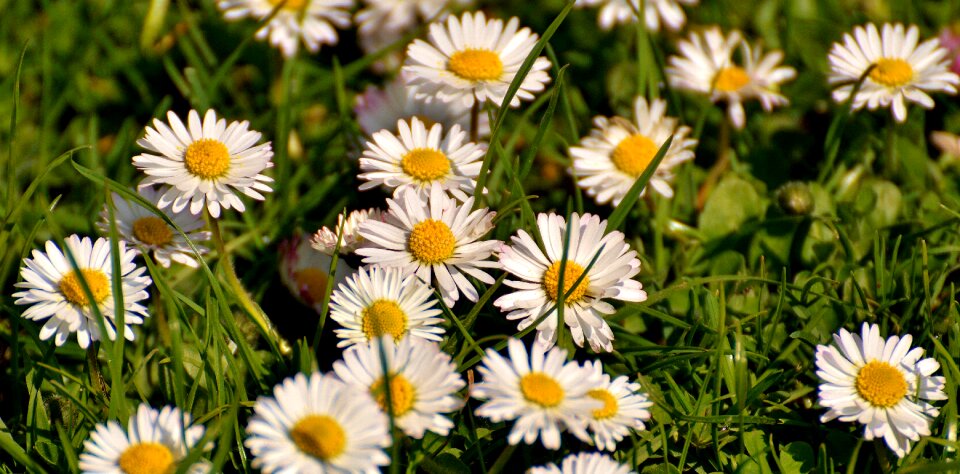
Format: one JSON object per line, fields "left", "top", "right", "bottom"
{"left": 487, "top": 443, "right": 518, "bottom": 474}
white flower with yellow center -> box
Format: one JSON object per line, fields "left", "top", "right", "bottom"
{"left": 98, "top": 186, "right": 210, "bottom": 268}
{"left": 527, "top": 451, "right": 634, "bottom": 474}
{"left": 472, "top": 338, "right": 601, "bottom": 449}
{"left": 312, "top": 208, "right": 384, "bottom": 255}
{"left": 828, "top": 23, "right": 960, "bottom": 123}
{"left": 13, "top": 235, "right": 152, "bottom": 349}
{"left": 245, "top": 372, "right": 391, "bottom": 473}
{"left": 217, "top": 0, "right": 353, "bottom": 58}
{"left": 329, "top": 265, "right": 445, "bottom": 347}
{"left": 79, "top": 404, "right": 209, "bottom": 474}
{"left": 570, "top": 96, "right": 697, "bottom": 206}
{"left": 574, "top": 0, "right": 697, "bottom": 33}
{"left": 279, "top": 233, "right": 354, "bottom": 314}
{"left": 666, "top": 27, "right": 796, "bottom": 129}
{"left": 403, "top": 11, "right": 552, "bottom": 108}
{"left": 815, "top": 322, "right": 947, "bottom": 458}
{"left": 356, "top": 184, "right": 499, "bottom": 306}
{"left": 333, "top": 336, "right": 465, "bottom": 438}
{"left": 359, "top": 117, "right": 486, "bottom": 201}
{"left": 495, "top": 213, "right": 646, "bottom": 352}
{"left": 573, "top": 360, "right": 653, "bottom": 451}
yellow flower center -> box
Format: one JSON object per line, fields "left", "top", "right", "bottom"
{"left": 855, "top": 360, "right": 908, "bottom": 408}
{"left": 289, "top": 415, "right": 346, "bottom": 461}
{"left": 268, "top": 0, "right": 306, "bottom": 10}
{"left": 361, "top": 300, "right": 408, "bottom": 340}
{"left": 542, "top": 260, "right": 590, "bottom": 303}
{"left": 132, "top": 216, "right": 174, "bottom": 247}
{"left": 520, "top": 372, "right": 565, "bottom": 408}
{"left": 59, "top": 269, "right": 110, "bottom": 307}
{"left": 407, "top": 219, "right": 456, "bottom": 264}
{"left": 400, "top": 148, "right": 450, "bottom": 182}
{"left": 714, "top": 66, "right": 750, "bottom": 92}
{"left": 293, "top": 268, "right": 329, "bottom": 304}
{"left": 370, "top": 374, "right": 417, "bottom": 417}
{"left": 611, "top": 134, "right": 657, "bottom": 177}
{"left": 870, "top": 58, "right": 914, "bottom": 87}
{"left": 184, "top": 138, "right": 230, "bottom": 180}
{"left": 587, "top": 388, "right": 619, "bottom": 420}
{"left": 117, "top": 442, "right": 175, "bottom": 474}
{"left": 448, "top": 49, "right": 504, "bottom": 81}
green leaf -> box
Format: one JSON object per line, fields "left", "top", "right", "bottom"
{"left": 778, "top": 442, "right": 815, "bottom": 474}
{"left": 698, "top": 176, "right": 763, "bottom": 239}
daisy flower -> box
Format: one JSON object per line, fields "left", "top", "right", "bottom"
{"left": 245, "top": 372, "right": 391, "bottom": 473}
{"left": 79, "top": 403, "right": 209, "bottom": 474}
{"left": 570, "top": 96, "right": 697, "bottom": 206}
{"left": 472, "top": 338, "right": 601, "bottom": 449}
{"left": 815, "top": 322, "right": 947, "bottom": 457}
{"left": 311, "top": 208, "right": 384, "bottom": 255}
{"left": 359, "top": 117, "right": 486, "bottom": 201}
{"left": 132, "top": 109, "right": 274, "bottom": 218}
{"left": 98, "top": 186, "right": 210, "bottom": 268}
{"left": 403, "top": 11, "right": 552, "bottom": 108}
{"left": 13, "top": 235, "right": 152, "bottom": 349}
{"left": 279, "top": 233, "right": 354, "bottom": 313}
{"left": 528, "top": 452, "right": 634, "bottom": 474}
{"left": 574, "top": 0, "right": 697, "bottom": 33}
{"left": 828, "top": 23, "right": 960, "bottom": 123}
{"left": 333, "top": 336, "right": 465, "bottom": 438}
{"left": 573, "top": 360, "right": 652, "bottom": 451}
{"left": 356, "top": 184, "right": 500, "bottom": 306}
{"left": 217, "top": 0, "right": 353, "bottom": 58}
{"left": 495, "top": 213, "right": 646, "bottom": 352}
{"left": 667, "top": 27, "right": 796, "bottom": 129}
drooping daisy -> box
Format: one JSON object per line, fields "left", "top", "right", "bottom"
{"left": 574, "top": 0, "right": 697, "bottom": 33}
{"left": 495, "top": 213, "right": 646, "bottom": 352}
{"left": 312, "top": 208, "right": 384, "bottom": 255}
{"left": 573, "top": 360, "right": 652, "bottom": 451}
{"left": 80, "top": 404, "right": 209, "bottom": 474}
{"left": 666, "top": 27, "right": 796, "bottom": 129}
{"left": 98, "top": 186, "right": 210, "bottom": 268}
{"left": 359, "top": 117, "right": 486, "bottom": 201}
{"left": 356, "top": 184, "right": 499, "bottom": 306}
{"left": 828, "top": 23, "right": 960, "bottom": 123}
{"left": 815, "top": 322, "right": 947, "bottom": 457}
{"left": 217, "top": 0, "right": 353, "bottom": 58}
{"left": 245, "top": 372, "right": 391, "bottom": 473}
{"left": 527, "top": 452, "right": 634, "bottom": 474}
{"left": 133, "top": 109, "right": 274, "bottom": 218}
{"left": 13, "top": 235, "right": 152, "bottom": 349}
{"left": 570, "top": 96, "right": 697, "bottom": 206}
{"left": 329, "top": 265, "right": 445, "bottom": 347}
{"left": 472, "top": 338, "right": 601, "bottom": 449}
{"left": 279, "top": 233, "right": 354, "bottom": 314}
{"left": 333, "top": 336, "right": 465, "bottom": 438}
{"left": 403, "top": 11, "right": 552, "bottom": 108}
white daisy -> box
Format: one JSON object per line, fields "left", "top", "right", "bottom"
{"left": 528, "top": 452, "right": 634, "bottom": 474}
{"left": 79, "top": 403, "right": 209, "bottom": 474}
{"left": 574, "top": 0, "right": 697, "bottom": 33}
{"left": 356, "top": 184, "right": 500, "bottom": 306}
{"left": 333, "top": 336, "right": 465, "bottom": 438}
{"left": 570, "top": 96, "right": 697, "bottom": 206}
{"left": 217, "top": 0, "right": 353, "bottom": 58}
{"left": 666, "top": 27, "right": 796, "bottom": 129}
{"left": 494, "top": 213, "right": 646, "bottom": 352}
{"left": 13, "top": 235, "right": 152, "bottom": 349}
{"left": 828, "top": 23, "right": 960, "bottom": 123}
{"left": 359, "top": 117, "right": 486, "bottom": 201}
{"left": 98, "top": 186, "right": 210, "bottom": 268}
{"left": 815, "top": 322, "right": 947, "bottom": 458}
{"left": 279, "top": 233, "right": 354, "bottom": 314}
{"left": 132, "top": 109, "right": 274, "bottom": 218}
{"left": 245, "top": 372, "right": 391, "bottom": 473}
{"left": 403, "top": 11, "right": 552, "bottom": 108}
{"left": 573, "top": 360, "right": 653, "bottom": 451}
{"left": 311, "top": 208, "right": 384, "bottom": 255}
{"left": 472, "top": 338, "right": 601, "bottom": 449}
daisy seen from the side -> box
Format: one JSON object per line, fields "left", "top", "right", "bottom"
{"left": 217, "top": 0, "right": 353, "bottom": 58}
{"left": 279, "top": 233, "right": 354, "bottom": 314}
{"left": 312, "top": 208, "right": 384, "bottom": 255}
{"left": 574, "top": 0, "right": 697, "bottom": 33}
{"left": 527, "top": 452, "right": 634, "bottom": 474}
{"left": 574, "top": 360, "right": 653, "bottom": 451}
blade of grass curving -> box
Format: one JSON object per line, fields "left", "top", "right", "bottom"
{"left": 818, "top": 65, "right": 874, "bottom": 183}
{"left": 312, "top": 211, "right": 346, "bottom": 357}
{"left": 460, "top": 272, "right": 507, "bottom": 331}
{"left": 102, "top": 184, "right": 129, "bottom": 421}
{"left": 376, "top": 337, "right": 401, "bottom": 474}
{"left": 606, "top": 135, "right": 673, "bottom": 231}
{"left": 5, "top": 42, "right": 27, "bottom": 211}
{"left": 519, "top": 65, "right": 567, "bottom": 180}
{"left": 555, "top": 202, "right": 575, "bottom": 353}
{"left": 434, "top": 291, "right": 485, "bottom": 361}
{"left": 0, "top": 416, "right": 47, "bottom": 474}
{"left": 1, "top": 146, "right": 85, "bottom": 238}
{"left": 544, "top": 44, "right": 578, "bottom": 142}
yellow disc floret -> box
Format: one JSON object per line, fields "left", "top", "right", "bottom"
{"left": 448, "top": 49, "right": 504, "bottom": 81}
{"left": 870, "top": 58, "right": 914, "bottom": 87}
{"left": 542, "top": 260, "right": 590, "bottom": 303}
{"left": 520, "top": 372, "right": 565, "bottom": 408}
{"left": 361, "top": 300, "right": 408, "bottom": 340}
{"left": 370, "top": 374, "right": 417, "bottom": 417}
{"left": 856, "top": 360, "right": 908, "bottom": 408}
{"left": 132, "top": 216, "right": 174, "bottom": 247}
{"left": 290, "top": 415, "right": 347, "bottom": 461}
{"left": 587, "top": 388, "right": 619, "bottom": 420}
{"left": 611, "top": 134, "right": 657, "bottom": 177}
{"left": 714, "top": 66, "right": 750, "bottom": 92}
{"left": 268, "top": 0, "right": 306, "bottom": 10}
{"left": 117, "top": 442, "right": 175, "bottom": 474}
{"left": 400, "top": 148, "right": 450, "bottom": 182}
{"left": 184, "top": 138, "right": 230, "bottom": 180}
{"left": 59, "top": 269, "right": 110, "bottom": 307}
{"left": 407, "top": 219, "right": 456, "bottom": 264}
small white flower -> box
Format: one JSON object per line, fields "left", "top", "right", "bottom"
{"left": 98, "top": 186, "right": 210, "bottom": 268}
{"left": 133, "top": 109, "right": 274, "bottom": 218}
{"left": 333, "top": 336, "right": 465, "bottom": 438}
{"left": 574, "top": 360, "right": 653, "bottom": 451}
{"left": 404, "top": 11, "right": 552, "bottom": 108}
{"left": 527, "top": 451, "right": 634, "bottom": 474}
{"left": 495, "top": 213, "right": 646, "bottom": 352}
{"left": 472, "top": 338, "right": 601, "bottom": 449}
{"left": 329, "top": 265, "right": 445, "bottom": 347}
{"left": 828, "top": 23, "right": 960, "bottom": 123}
{"left": 79, "top": 404, "right": 209, "bottom": 474}
{"left": 570, "top": 96, "right": 697, "bottom": 206}
{"left": 311, "top": 208, "right": 384, "bottom": 255}
{"left": 245, "top": 372, "right": 391, "bottom": 473}
{"left": 574, "top": 0, "right": 697, "bottom": 33}
{"left": 13, "top": 235, "right": 152, "bottom": 349}
{"left": 279, "top": 233, "right": 354, "bottom": 313}
{"left": 815, "top": 322, "right": 947, "bottom": 458}
{"left": 667, "top": 27, "right": 796, "bottom": 129}
{"left": 218, "top": 0, "right": 353, "bottom": 58}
